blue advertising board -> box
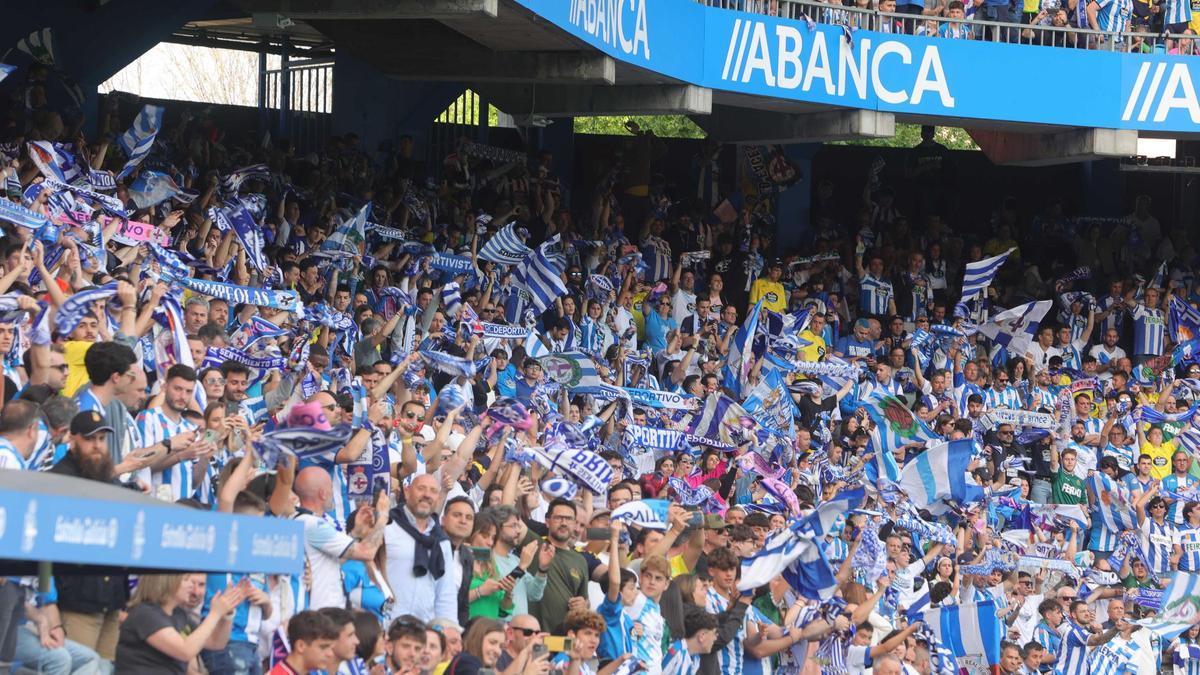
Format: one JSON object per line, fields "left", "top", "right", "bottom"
{"left": 514, "top": 0, "right": 1200, "bottom": 134}
{"left": 0, "top": 478, "right": 303, "bottom": 575}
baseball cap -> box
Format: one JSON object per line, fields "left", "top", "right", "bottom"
{"left": 70, "top": 411, "right": 114, "bottom": 437}
{"left": 704, "top": 514, "right": 727, "bottom": 530}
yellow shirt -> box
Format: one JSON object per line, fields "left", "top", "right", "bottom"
{"left": 798, "top": 330, "right": 828, "bottom": 362}
{"left": 62, "top": 340, "right": 94, "bottom": 397}
{"left": 749, "top": 279, "right": 787, "bottom": 313}
{"left": 669, "top": 554, "right": 692, "bottom": 578}
{"left": 1141, "top": 440, "right": 1177, "bottom": 480}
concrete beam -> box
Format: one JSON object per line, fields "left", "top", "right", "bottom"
{"left": 698, "top": 108, "right": 894, "bottom": 143}
{"left": 968, "top": 127, "right": 1138, "bottom": 166}
{"left": 241, "top": 0, "right": 497, "bottom": 20}
{"left": 386, "top": 52, "right": 615, "bottom": 85}
{"left": 481, "top": 84, "right": 711, "bottom": 117}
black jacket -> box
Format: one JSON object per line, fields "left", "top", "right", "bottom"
{"left": 49, "top": 454, "right": 131, "bottom": 614}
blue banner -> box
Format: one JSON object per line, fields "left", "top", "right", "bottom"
{"left": 0, "top": 479, "right": 303, "bottom": 574}
{"left": 515, "top": 0, "right": 1200, "bottom": 133}
{"left": 431, "top": 253, "right": 475, "bottom": 275}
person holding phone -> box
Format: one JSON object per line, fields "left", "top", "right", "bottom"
{"left": 466, "top": 512, "right": 516, "bottom": 620}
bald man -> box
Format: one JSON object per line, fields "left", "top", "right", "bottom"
{"left": 294, "top": 466, "right": 390, "bottom": 609}
{"left": 383, "top": 474, "right": 458, "bottom": 622}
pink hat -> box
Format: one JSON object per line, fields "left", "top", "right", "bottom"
{"left": 287, "top": 401, "right": 332, "bottom": 431}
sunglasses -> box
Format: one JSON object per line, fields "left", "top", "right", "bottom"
{"left": 511, "top": 627, "right": 538, "bottom": 637}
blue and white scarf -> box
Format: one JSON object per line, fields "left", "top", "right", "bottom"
{"left": 165, "top": 274, "right": 304, "bottom": 314}
{"left": 54, "top": 282, "right": 117, "bottom": 336}
{"left": 418, "top": 349, "right": 476, "bottom": 378}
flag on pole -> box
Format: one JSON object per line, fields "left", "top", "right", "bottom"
{"left": 1170, "top": 295, "right": 1200, "bottom": 343}
{"left": 514, "top": 235, "right": 568, "bottom": 313}
{"left": 977, "top": 300, "right": 1053, "bottom": 359}
{"left": 898, "top": 439, "right": 986, "bottom": 514}
{"left": 922, "top": 600, "right": 1003, "bottom": 667}
{"left": 959, "top": 248, "right": 1014, "bottom": 303}
{"left": 323, "top": 202, "right": 370, "bottom": 257}
{"left": 722, "top": 298, "right": 764, "bottom": 398}
{"left": 479, "top": 223, "right": 532, "bottom": 264}
{"left": 1086, "top": 471, "right": 1138, "bottom": 534}
{"left": 1133, "top": 572, "right": 1200, "bottom": 639}
{"left": 116, "top": 105, "right": 165, "bottom": 180}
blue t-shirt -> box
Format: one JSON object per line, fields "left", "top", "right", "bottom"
{"left": 597, "top": 596, "right": 635, "bottom": 661}
{"left": 496, "top": 364, "right": 518, "bottom": 398}
{"left": 644, "top": 312, "right": 677, "bottom": 352}
{"left": 836, "top": 336, "right": 875, "bottom": 359}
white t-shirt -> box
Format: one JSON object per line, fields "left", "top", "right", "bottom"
{"left": 672, "top": 289, "right": 697, "bottom": 326}
{"left": 1026, "top": 343, "right": 1062, "bottom": 370}
{"left": 295, "top": 511, "right": 354, "bottom": 610}
{"left": 891, "top": 559, "right": 927, "bottom": 607}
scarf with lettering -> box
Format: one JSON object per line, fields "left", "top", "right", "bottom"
{"left": 54, "top": 282, "right": 117, "bottom": 336}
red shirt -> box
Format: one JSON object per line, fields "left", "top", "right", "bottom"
{"left": 267, "top": 660, "right": 301, "bottom": 675}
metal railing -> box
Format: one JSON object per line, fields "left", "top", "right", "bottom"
{"left": 263, "top": 57, "right": 333, "bottom": 153}
{"left": 699, "top": 0, "right": 1200, "bottom": 53}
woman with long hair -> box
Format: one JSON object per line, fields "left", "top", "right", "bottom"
{"left": 466, "top": 513, "right": 515, "bottom": 620}
{"left": 115, "top": 573, "right": 247, "bottom": 674}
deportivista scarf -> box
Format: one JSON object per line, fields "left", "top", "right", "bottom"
{"left": 389, "top": 506, "right": 448, "bottom": 579}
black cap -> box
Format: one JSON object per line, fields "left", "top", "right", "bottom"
{"left": 70, "top": 410, "right": 113, "bottom": 437}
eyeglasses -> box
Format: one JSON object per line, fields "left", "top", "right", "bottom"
{"left": 50, "top": 364, "right": 69, "bottom": 372}
{"left": 403, "top": 411, "right": 421, "bottom": 419}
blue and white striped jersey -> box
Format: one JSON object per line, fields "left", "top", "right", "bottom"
{"left": 205, "top": 572, "right": 267, "bottom": 644}
{"left": 138, "top": 407, "right": 200, "bottom": 502}
{"left": 1141, "top": 517, "right": 1178, "bottom": 574}
{"left": 662, "top": 640, "right": 701, "bottom": 675}
{"left": 706, "top": 588, "right": 745, "bottom": 675}
{"left": 1130, "top": 304, "right": 1165, "bottom": 356}
{"left": 858, "top": 275, "right": 894, "bottom": 316}
{"left": 984, "top": 386, "right": 1023, "bottom": 412}
{"left": 1094, "top": 0, "right": 1133, "bottom": 32}
{"left": 1178, "top": 527, "right": 1200, "bottom": 572}
{"left": 1055, "top": 620, "right": 1089, "bottom": 675}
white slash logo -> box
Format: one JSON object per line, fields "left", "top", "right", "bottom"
{"left": 1122, "top": 61, "right": 1200, "bottom": 123}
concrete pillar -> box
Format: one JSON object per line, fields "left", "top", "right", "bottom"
{"left": 538, "top": 117, "right": 575, "bottom": 208}
{"left": 331, "top": 51, "right": 462, "bottom": 163}
{"left": 772, "top": 144, "right": 820, "bottom": 254}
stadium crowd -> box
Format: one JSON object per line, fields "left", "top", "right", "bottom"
{"left": 3, "top": 68, "right": 1200, "bottom": 675}
{"left": 722, "top": 0, "right": 1200, "bottom": 50}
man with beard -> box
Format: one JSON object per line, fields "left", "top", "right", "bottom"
{"left": 139, "top": 365, "right": 205, "bottom": 501}
{"left": 531, "top": 498, "right": 591, "bottom": 635}
{"left": 490, "top": 505, "right": 554, "bottom": 618}
{"left": 50, "top": 411, "right": 128, "bottom": 660}
{"left": 384, "top": 474, "right": 459, "bottom": 622}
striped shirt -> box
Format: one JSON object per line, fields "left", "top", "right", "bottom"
{"left": 137, "top": 407, "right": 200, "bottom": 502}
{"left": 0, "top": 437, "right": 26, "bottom": 471}
{"left": 1164, "top": 472, "right": 1198, "bottom": 523}
{"left": 1141, "top": 517, "right": 1178, "bottom": 574}
{"left": 1167, "top": 0, "right": 1193, "bottom": 24}
{"left": 706, "top": 588, "right": 745, "bottom": 675}
{"left": 1033, "top": 622, "right": 1062, "bottom": 671}
{"left": 1131, "top": 304, "right": 1166, "bottom": 356}
{"left": 1090, "top": 638, "right": 1140, "bottom": 675}
{"left": 1094, "top": 0, "right": 1134, "bottom": 31}
{"left": 984, "top": 386, "right": 1023, "bottom": 412}
{"left": 1098, "top": 295, "right": 1125, "bottom": 334}
{"left": 205, "top": 572, "right": 267, "bottom": 644}
{"left": 1178, "top": 526, "right": 1200, "bottom": 572}
{"left": 858, "top": 275, "right": 894, "bottom": 316}
{"left": 1055, "top": 620, "right": 1089, "bottom": 675}
{"left": 662, "top": 640, "right": 701, "bottom": 675}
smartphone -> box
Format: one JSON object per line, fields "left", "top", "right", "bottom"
{"left": 506, "top": 567, "right": 527, "bottom": 581}
{"left": 585, "top": 528, "right": 610, "bottom": 541}
{"left": 542, "top": 636, "right": 573, "bottom": 653}
{"left": 686, "top": 511, "right": 704, "bottom": 528}
{"left": 469, "top": 546, "right": 493, "bottom": 563}
{"left": 202, "top": 429, "right": 220, "bottom": 445}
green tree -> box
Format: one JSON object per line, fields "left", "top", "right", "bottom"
{"left": 831, "top": 123, "right": 978, "bottom": 150}
{"left": 574, "top": 115, "right": 706, "bottom": 138}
